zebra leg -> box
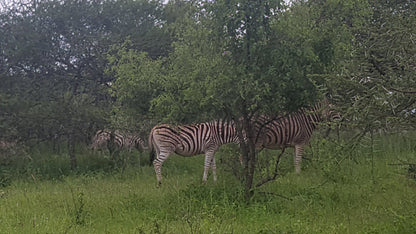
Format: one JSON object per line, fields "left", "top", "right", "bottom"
{"left": 211, "top": 156, "right": 217, "bottom": 182}
{"left": 153, "top": 151, "right": 169, "bottom": 186}
{"left": 153, "top": 159, "right": 163, "bottom": 186}
{"left": 294, "top": 144, "right": 305, "bottom": 173}
{"left": 203, "top": 151, "right": 216, "bottom": 182}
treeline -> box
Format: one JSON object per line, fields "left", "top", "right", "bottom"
{"left": 0, "top": 0, "right": 173, "bottom": 152}
{"left": 1, "top": 1, "right": 415, "bottom": 168}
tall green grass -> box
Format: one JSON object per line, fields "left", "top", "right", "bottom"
{"left": 0, "top": 132, "right": 415, "bottom": 233}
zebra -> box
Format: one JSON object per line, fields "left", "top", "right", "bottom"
{"left": 148, "top": 120, "right": 241, "bottom": 185}
{"left": 252, "top": 99, "right": 340, "bottom": 173}
{"left": 90, "top": 130, "right": 148, "bottom": 152}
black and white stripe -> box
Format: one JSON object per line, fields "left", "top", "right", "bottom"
{"left": 149, "top": 120, "right": 240, "bottom": 185}
{"left": 253, "top": 99, "right": 340, "bottom": 173}
{"left": 124, "top": 133, "right": 148, "bottom": 151}
{"left": 90, "top": 130, "right": 147, "bottom": 152}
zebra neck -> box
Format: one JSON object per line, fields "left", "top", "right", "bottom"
{"left": 305, "top": 111, "right": 322, "bottom": 128}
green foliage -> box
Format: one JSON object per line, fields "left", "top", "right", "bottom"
{"left": 108, "top": 44, "right": 166, "bottom": 124}
{"left": 324, "top": 0, "right": 416, "bottom": 130}
{"left": 71, "top": 189, "right": 88, "bottom": 226}
{"left": 110, "top": 0, "right": 324, "bottom": 125}
{"left": 0, "top": 0, "right": 173, "bottom": 167}
{"left": 107, "top": 0, "right": 415, "bottom": 200}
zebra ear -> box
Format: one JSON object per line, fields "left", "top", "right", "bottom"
{"left": 325, "top": 93, "right": 332, "bottom": 100}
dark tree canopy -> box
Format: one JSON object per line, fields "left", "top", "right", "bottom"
{"left": 0, "top": 0, "right": 173, "bottom": 168}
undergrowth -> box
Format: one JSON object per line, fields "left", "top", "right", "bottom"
{"left": 0, "top": 132, "right": 415, "bottom": 233}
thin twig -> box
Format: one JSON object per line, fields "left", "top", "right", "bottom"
{"left": 255, "top": 148, "right": 285, "bottom": 187}
{"left": 256, "top": 191, "right": 293, "bottom": 201}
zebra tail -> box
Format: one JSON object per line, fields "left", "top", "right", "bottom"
{"left": 140, "top": 141, "right": 149, "bottom": 151}
{"left": 148, "top": 130, "right": 155, "bottom": 166}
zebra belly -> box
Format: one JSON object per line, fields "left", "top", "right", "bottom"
{"left": 263, "top": 144, "right": 284, "bottom": 150}
{"left": 263, "top": 142, "right": 295, "bottom": 150}
{"left": 174, "top": 147, "right": 204, "bottom": 157}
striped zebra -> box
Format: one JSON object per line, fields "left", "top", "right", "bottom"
{"left": 149, "top": 120, "right": 241, "bottom": 185}
{"left": 252, "top": 99, "right": 340, "bottom": 173}
{"left": 90, "top": 130, "right": 148, "bottom": 152}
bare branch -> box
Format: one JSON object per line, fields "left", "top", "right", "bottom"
{"left": 387, "top": 87, "right": 416, "bottom": 94}
{"left": 255, "top": 147, "right": 285, "bottom": 187}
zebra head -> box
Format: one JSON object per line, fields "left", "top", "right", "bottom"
{"left": 319, "top": 99, "right": 341, "bottom": 122}
{"left": 90, "top": 130, "right": 110, "bottom": 150}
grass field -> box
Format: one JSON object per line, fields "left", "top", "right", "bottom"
{"left": 1, "top": 132, "right": 415, "bottom": 233}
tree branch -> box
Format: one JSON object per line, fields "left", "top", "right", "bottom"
{"left": 255, "top": 147, "right": 285, "bottom": 187}
{"left": 386, "top": 87, "right": 416, "bottom": 94}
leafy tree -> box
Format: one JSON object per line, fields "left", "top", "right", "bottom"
{"left": 0, "top": 0, "right": 171, "bottom": 168}
{"left": 111, "top": 0, "right": 330, "bottom": 200}
{"left": 317, "top": 0, "right": 416, "bottom": 135}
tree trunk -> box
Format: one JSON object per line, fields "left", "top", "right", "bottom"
{"left": 243, "top": 144, "right": 257, "bottom": 201}
{"left": 237, "top": 114, "right": 257, "bottom": 202}
{"left": 68, "top": 133, "right": 77, "bottom": 170}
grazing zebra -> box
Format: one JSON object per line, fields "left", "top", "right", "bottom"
{"left": 90, "top": 130, "right": 148, "bottom": 152}
{"left": 252, "top": 99, "right": 340, "bottom": 173}
{"left": 149, "top": 120, "right": 241, "bottom": 185}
